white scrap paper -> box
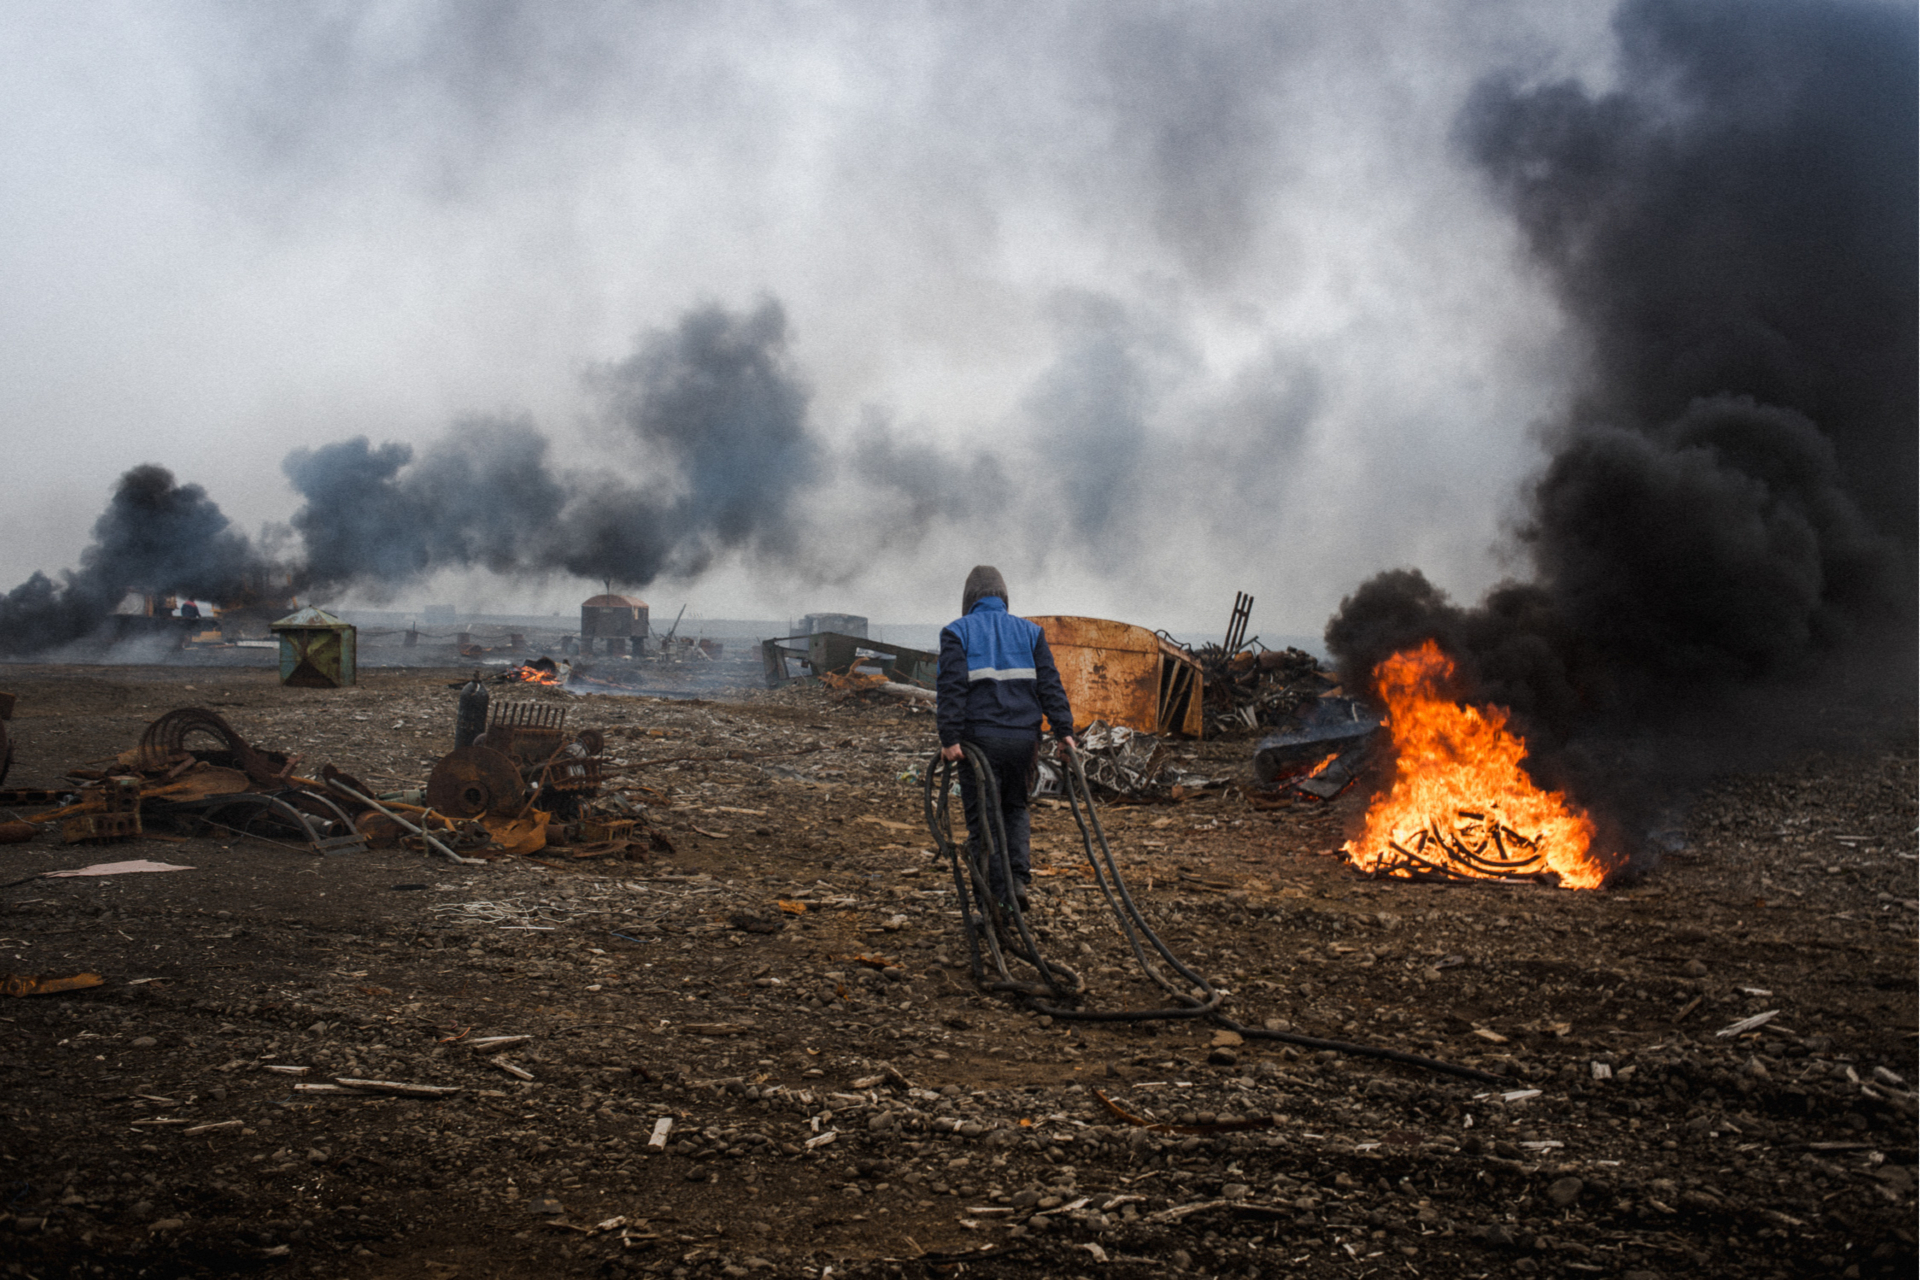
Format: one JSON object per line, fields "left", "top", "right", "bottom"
{"left": 45, "top": 860, "right": 195, "bottom": 877}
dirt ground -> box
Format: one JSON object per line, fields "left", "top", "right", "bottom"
{"left": 0, "top": 660, "right": 1914, "bottom": 1280}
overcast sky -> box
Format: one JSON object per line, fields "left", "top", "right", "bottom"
{"left": 0, "top": 1, "right": 1620, "bottom": 634}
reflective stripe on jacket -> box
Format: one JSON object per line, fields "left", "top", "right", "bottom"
{"left": 936, "top": 597, "right": 1074, "bottom": 744}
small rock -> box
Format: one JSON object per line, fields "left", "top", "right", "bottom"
{"left": 1210, "top": 1030, "right": 1243, "bottom": 1049}
{"left": 1222, "top": 1183, "right": 1250, "bottom": 1200}
{"left": 528, "top": 1198, "right": 566, "bottom": 1216}
{"left": 130, "top": 1036, "right": 157, "bottom": 1049}
{"left": 1169, "top": 1249, "right": 1193, "bottom": 1270}
{"left": 149, "top": 1218, "right": 185, "bottom": 1232}
{"left": 1682, "top": 959, "right": 1708, "bottom": 978}
{"left": 1207, "top": 1048, "right": 1238, "bottom": 1067}
{"left": 1547, "top": 1177, "right": 1583, "bottom": 1208}
{"left": 1484, "top": 1224, "right": 1516, "bottom": 1246}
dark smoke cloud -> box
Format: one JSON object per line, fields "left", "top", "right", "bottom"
{"left": 847, "top": 406, "right": 1011, "bottom": 531}
{"left": 283, "top": 417, "right": 567, "bottom": 590}
{"left": 284, "top": 299, "right": 818, "bottom": 594}
{"left": 0, "top": 465, "right": 275, "bottom": 656}
{"left": 0, "top": 300, "right": 827, "bottom": 650}
{"left": 1326, "top": 0, "right": 1916, "bottom": 856}
{"left": 1469, "top": 0, "right": 1917, "bottom": 531}
{"left": 585, "top": 299, "right": 820, "bottom": 577}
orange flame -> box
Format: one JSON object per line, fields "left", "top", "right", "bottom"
{"left": 1302, "top": 751, "right": 1341, "bottom": 780}
{"left": 1342, "top": 641, "right": 1608, "bottom": 889}
{"left": 508, "top": 665, "right": 561, "bottom": 687}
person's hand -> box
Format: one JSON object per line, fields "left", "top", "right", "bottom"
{"left": 1056, "top": 735, "right": 1076, "bottom": 757}
{"left": 941, "top": 743, "right": 963, "bottom": 762}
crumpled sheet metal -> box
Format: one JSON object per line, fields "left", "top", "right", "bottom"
{"left": 1071, "top": 721, "right": 1225, "bottom": 799}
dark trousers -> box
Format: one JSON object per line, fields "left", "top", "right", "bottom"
{"left": 959, "top": 734, "right": 1037, "bottom": 900}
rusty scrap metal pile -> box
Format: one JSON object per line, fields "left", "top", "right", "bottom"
{"left": 1186, "top": 592, "right": 1347, "bottom": 737}
{"left": 0, "top": 697, "right": 667, "bottom": 864}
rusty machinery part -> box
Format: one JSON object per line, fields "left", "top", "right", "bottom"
{"left": 0, "top": 787, "right": 76, "bottom": 807}
{"left": 136, "top": 707, "right": 292, "bottom": 784}
{"left": 160, "top": 789, "right": 365, "bottom": 856}
{"left": 355, "top": 809, "right": 407, "bottom": 849}
{"left": 541, "top": 744, "right": 602, "bottom": 794}
{"left": 474, "top": 724, "right": 565, "bottom": 766}
{"left": 484, "top": 702, "right": 570, "bottom": 764}
{"left": 573, "top": 727, "right": 605, "bottom": 756}
{"left": 425, "top": 746, "right": 525, "bottom": 819}
{"left": 445, "top": 819, "right": 492, "bottom": 852}
{"left": 490, "top": 700, "right": 566, "bottom": 732}
{"left": 924, "top": 746, "right": 1504, "bottom": 1085}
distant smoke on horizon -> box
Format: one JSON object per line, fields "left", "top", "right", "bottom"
{"left": 0, "top": 300, "right": 834, "bottom": 654}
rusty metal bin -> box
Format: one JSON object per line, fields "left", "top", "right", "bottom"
{"left": 270, "top": 607, "right": 357, "bottom": 688}
{"left": 1030, "top": 616, "right": 1205, "bottom": 737}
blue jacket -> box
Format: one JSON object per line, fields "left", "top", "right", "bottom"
{"left": 937, "top": 597, "right": 1075, "bottom": 745}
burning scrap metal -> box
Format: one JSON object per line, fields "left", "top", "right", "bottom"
{"left": 1341, "top": 641, "right": 1611, "bottom": 889}
{"left": 1251, "top": 696, "right": 1383, "bottom": 801}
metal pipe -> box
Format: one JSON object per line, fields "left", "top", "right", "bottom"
{"left": 326, "top": 780, "right": 484, "bottom": 865}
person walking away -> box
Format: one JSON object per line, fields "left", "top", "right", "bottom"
{"left": 936, "top": 566, "right": 1076, "bottom": 912}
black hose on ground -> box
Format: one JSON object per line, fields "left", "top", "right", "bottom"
{"left": 924, "top": 742, "right": 1507, "bottom": 1085}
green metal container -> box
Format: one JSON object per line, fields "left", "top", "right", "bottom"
{"left": 270, "top": 606, "right": 357, "bottom": 688}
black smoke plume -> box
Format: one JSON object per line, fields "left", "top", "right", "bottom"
{"left": 1327, "top": 0, "right": 1916, "bottom": 857}
{"left": 283, "top": 298, "right": 816, "bottom": 593}
{"left": 0, "top": 466, "right": 275, "bottom": 657}
{"left": 0, "top": 301, "right": 821, "bottom": 652}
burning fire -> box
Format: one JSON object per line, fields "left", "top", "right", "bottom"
{"left": 1301, "top": 751, "right": 1341, "bottom": 781}
{"left": 508, "top": 662, "right": 562, "bottom": 687}
{"left": 1343, "top": 641, "right": 1607, "bottom": 889}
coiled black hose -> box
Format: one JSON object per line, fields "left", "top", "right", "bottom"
{"left": 924, "top": 741, "right": 1506, "bottom": 1085}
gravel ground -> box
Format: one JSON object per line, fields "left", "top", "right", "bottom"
{"left": 0, "top": 660, "right": 1914, "bottom": 1280}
